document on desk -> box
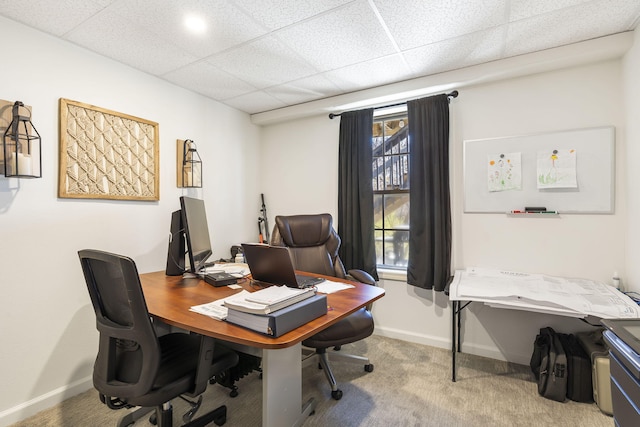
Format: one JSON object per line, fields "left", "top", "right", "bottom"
{"left": 190, "top": 290, "right": 252, "bottom": 320}
{"left": 450, "top": 268, "right": 640, "bottom": 319}
{"left": 314, "top": 280, "right": 355, "bottom": 294}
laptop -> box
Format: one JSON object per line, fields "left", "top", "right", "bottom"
{"left": 241, "top": 243, "right": 324, "bottom": 288}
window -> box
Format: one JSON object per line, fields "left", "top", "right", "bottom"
{"left": 372, "top": 114, "right": 409, "bottom": 268}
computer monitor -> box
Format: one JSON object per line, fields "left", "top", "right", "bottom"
{"left": 180, "top": 196, "right": 213, "bottom": 274}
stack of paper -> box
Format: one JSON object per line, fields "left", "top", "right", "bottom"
{"left": 449, "top": 267, "right": 640, "bottom": 319}
{"left": 226, "top": 294, "right": 327, "bottom": 337}
{"left": 189, "top": 290, "right": 252, "bottom": 320}
{"left": 225, "top": 285, "right": 315, "bottom": 314}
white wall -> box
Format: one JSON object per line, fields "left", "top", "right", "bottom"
{"left": 260, "top": 114, "right": 340, "bottom": 220}
{"left": 623, "top": 27, "right": 640, "bottom": 290}
{"left": 261, "top": 59, "right": 627, "bottom": 365}
{"left": 0, "top": 17, "right": 260, "bottom": 426}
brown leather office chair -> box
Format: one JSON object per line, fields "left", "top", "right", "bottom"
{"left": 270, "top": 213, "right": 376, "bottom": 400}
{"left": 79, "top": 249, "right": 239, "bottom": 426}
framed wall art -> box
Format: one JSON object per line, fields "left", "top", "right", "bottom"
{"left": 58, "top": 98, "right": 159, "bottom": 201}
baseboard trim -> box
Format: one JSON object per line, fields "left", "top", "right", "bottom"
{"left": 373, "top": 326, "right": 526, "bottom": 364}
{"left": 0, "top": 377, "right": 93, "bottom": 427}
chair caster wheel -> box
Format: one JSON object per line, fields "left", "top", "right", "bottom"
{"left": 331, "top": 389, "right": 343, "bottom": 400}
{"left": 214, "top": 415, "right": 226, "bottom": 426}
{"left": 149, "top": 412, "right": 157, "bottom": 425}
{"left": 229, "top": 389, "right": 238, "bottom": 398}
{"left": 364, "top": 364, "right": 374, "bottom": 372}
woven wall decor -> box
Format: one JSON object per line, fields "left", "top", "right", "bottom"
{"left": 58, "top": 98, "right": 159, "bottom": 201}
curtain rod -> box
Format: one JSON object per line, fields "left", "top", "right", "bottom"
{"left": 328, "top": 90, "right": 459, "bottom": 119}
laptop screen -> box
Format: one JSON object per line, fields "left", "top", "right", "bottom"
{"left": 241, "top": 243, "right": 300, "bottom": 287}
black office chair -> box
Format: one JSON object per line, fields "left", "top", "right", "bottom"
{"left": 78, "top": 249, "right": 239, "bottom": 427}
{"left": 270, "top": 213, "right": 377, "bottom": 400}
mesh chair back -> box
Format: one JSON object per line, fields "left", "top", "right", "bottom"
{"left": 79, "top": 249, "right": 160, "bottom": 399}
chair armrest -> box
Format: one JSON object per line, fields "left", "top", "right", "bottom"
{"left": 347, "top": 269, "right": 376, "bottom": 286}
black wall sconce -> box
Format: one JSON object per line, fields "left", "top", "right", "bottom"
{"left": 3, "top": 101, "right": 42, "bottom": 178}
{"left": 179, "top": 139, "right": 202, "bottom": 188}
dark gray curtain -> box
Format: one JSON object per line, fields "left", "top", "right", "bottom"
{"left": 406, "top": 94, "right": 451, "bottom": 291}
{"left": 337, "top": 109, "right": 378, "bottom": 280}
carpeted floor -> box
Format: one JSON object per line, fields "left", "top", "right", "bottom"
{"left": 10, "top": 335, "right": 613, "bottom": 426}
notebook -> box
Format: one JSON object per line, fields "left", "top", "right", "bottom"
{"left": 241, "top": 243, "right": 324, "bottom": 288}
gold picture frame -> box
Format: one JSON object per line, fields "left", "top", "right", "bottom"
{"left": 58, "top": 98, "right": 159, "bottom": 201}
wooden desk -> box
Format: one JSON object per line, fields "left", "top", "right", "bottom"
{"left": 139, "top": 271, "right": 385, "bottom": 427}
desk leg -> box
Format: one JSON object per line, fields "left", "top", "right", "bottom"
{"left": 451, "top": 300, "right": 457, "bottom": 382}
{"left": 262, "top": 343, "right": 316, "bottom": 427}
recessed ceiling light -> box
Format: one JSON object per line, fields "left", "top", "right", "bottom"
{"left": 184, "top": 14, "right": 206, "bottom": 34}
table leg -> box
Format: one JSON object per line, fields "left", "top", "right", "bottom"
{"left": 452, "top": 300, "right": 457, "bottom": 382}
{"left": 262, "top": 343, "right": 316, "bottom": 427}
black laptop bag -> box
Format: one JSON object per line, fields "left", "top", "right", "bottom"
{"left": 530, "top": 327, "right": 567, "bottom": 402}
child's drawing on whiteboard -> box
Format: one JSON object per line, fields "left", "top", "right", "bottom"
{"left": 537, "top": 149, "right": 577, "bottom": 189}
{"left": 487, "top": 152, "right": 521, "bottom": 192}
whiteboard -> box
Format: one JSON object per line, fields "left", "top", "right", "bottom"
{"left": 463, "top": 127, "right": 615, "bottom": 213}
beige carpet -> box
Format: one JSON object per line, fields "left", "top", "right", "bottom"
{"left": 10, "top": 335, "right": 613, "bottom": 426}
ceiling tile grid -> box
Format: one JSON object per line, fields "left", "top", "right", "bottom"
{"left": 0, "top": 0, "right": 111, "bottom": 36}
{"left": 223, "top": 90, "right": 287, "bottom": 114}
{"left": 508, "top": 0, "right": 593, "bottom": 21}
{"left": 324, "top": 53, "right": 415, "bottom": 92}
{"left": 505, "top": 0, "right": 640, "bottom": 57}
{"left": 230, "top": 0, "right": 354, "bottom": 31}
{"left": 373, "top": 0, "right": 508, "bottom": 51}
{"left": 64, "top": 7, "right": 199, "bottom": 76}
{"left": 1, "top": 0, "right": 640, "bottom": 114}
{"left": 273, "top": 0, "right": 397, "bottom": 72}
{"left": 162, "top": 60, "right": 258, "bottom": 101}
{"left": 205, "top": 35, "right": 319, "bottom": 89}
{"left": 264, "top": 74, "right": 344, "bottom": 106}
{"left": 401, "top": 27, "right": 507, "bottom": 77}
{"left": 106, "top": 0, "right": 269, "bottom": 59}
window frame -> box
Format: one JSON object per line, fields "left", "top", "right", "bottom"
{"left": 372, "top": 112, "right": 410, "bottom": 270}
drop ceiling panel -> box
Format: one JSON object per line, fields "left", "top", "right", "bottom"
{"left": 0, "top": 0, "right": 113, "bottom": 36}
{"left": 373, "top": 0, "right": 507, "bottom": 51}
{"left": 275, "top": 0, "right": 397, "bottom": 72}
{"left": 509, "top": 0, "right": 592, "bottom": 21}
{"left": 1, "top": 0, "right": 639, "bottom": 115}
{"left": 231, "top": 0, "right": 353, "bottom": 30}
{"left": 208, "top": 36, "right": 318, "bottom": 89}
{"left": 162, "top": 61, "right": 257, "bottom": 101}
{"left": 223, "top": 91, "right": 287, "bottom": 114}
{"left": 105, "top": 0, "right": 268, "bottom": 58}
{"left": 402, "top": 27, "right": 506, "bottom": 76}
{"left": 505, "top": 0, "right": 640, "bottom": 57}
{"left": 325, "top": 54, "right": 415, "bottom": 91}
{"left": 65, "top": 9, "right": 198, "bottom": 75}
{"left": 264, "top": 74, "right": 344, "bottom": 105}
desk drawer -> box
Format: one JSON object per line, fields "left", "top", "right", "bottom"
{"left": 610, "top": 352, "right": 640, "bottom": 427}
